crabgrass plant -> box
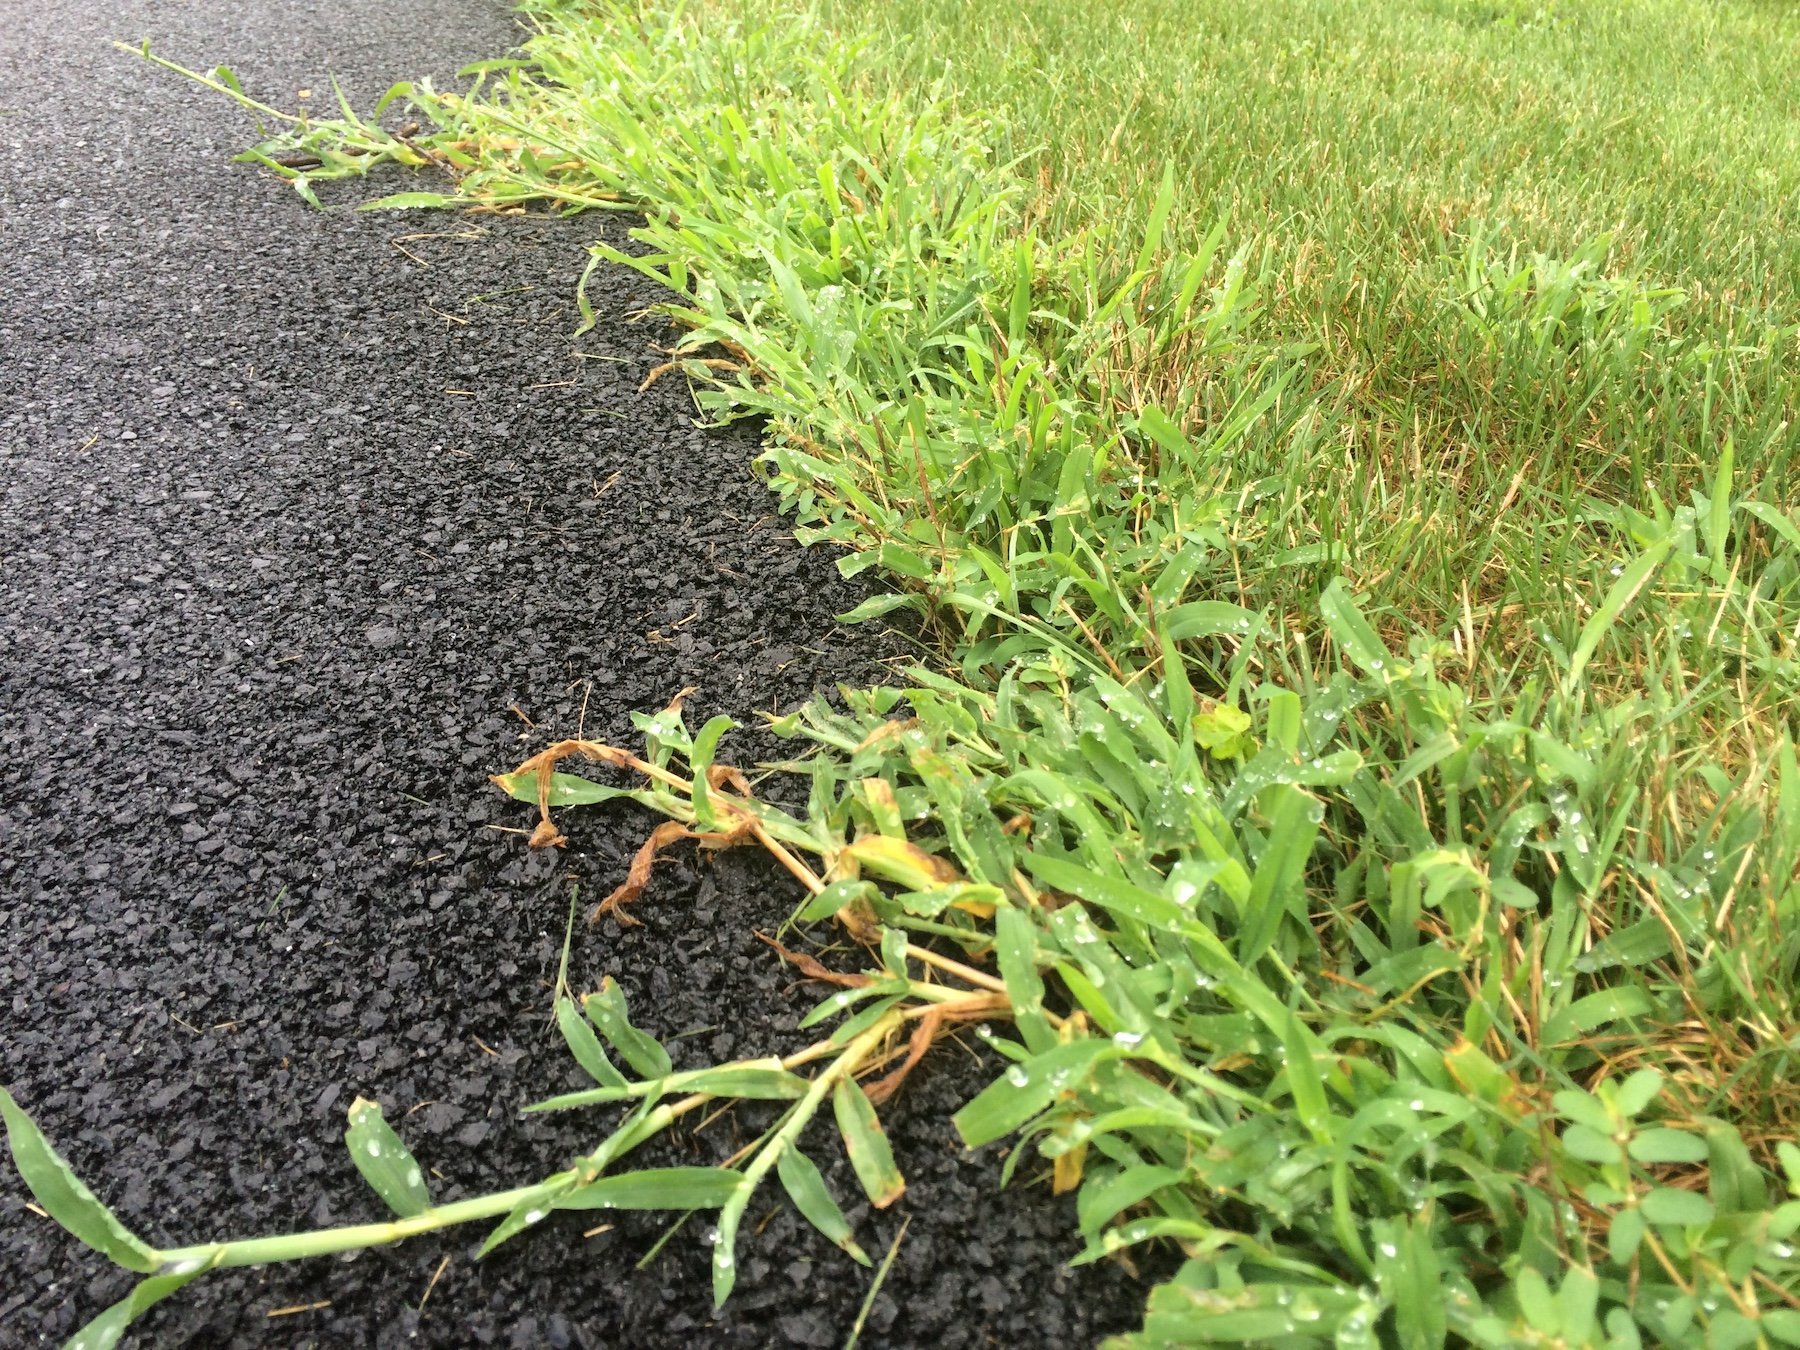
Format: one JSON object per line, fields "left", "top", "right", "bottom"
{"left": 10, "top": 1, "right": 1800, "bottom": 1345}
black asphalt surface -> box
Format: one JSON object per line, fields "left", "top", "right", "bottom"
{"left": 0, "top": 2, "right": 1151, "bottom": 1345}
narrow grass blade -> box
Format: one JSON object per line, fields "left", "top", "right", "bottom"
{"left": 476, "top": 1181, "right": 569, "bottom": 1258}
{"left": 62, "top": 1251, "right": 221, "bottom": 1350}
{"left": 1564, "top": 535, "right": 1673, "bottom": 690}
{"left": 557, "top": 996, "right": 629, "bottom": 1089}
{"left": 832, "top": 1078, "right": 905, "bottom": 1208}
{"left": 0, "top": 1088, "right": 157, "bottom": 1273}
{"left": 585, "top": 978, "right": 673, "bottom": 1080}
{"left": 677, "top": 1065, "right": 810, "bottom": 1100}
{"left": 842, "top": 1216, "right": 910, "bottom": 1350}
{"left": 777, "top": 1146, "right": 871, "bottom": 1265}
{"left": 558, "top": 1167, "right": 744, "bottom": 1211}
{"left": 344, "top": 1097, "right": 431, "bottom": 1218}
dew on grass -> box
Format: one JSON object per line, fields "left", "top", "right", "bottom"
{"left": 366, "top": 1140, "right": 381, "bottom": 1158}
{"left": 1006, "top": 1064, "right": 1030, "bottom": 1087}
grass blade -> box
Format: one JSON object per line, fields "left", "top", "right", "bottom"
{"left": 832, "top": 1078, "right": 905, "bottom": 1208}
{"left": 777, "top": 1146, "right": 871, "bottom": 1265}
{"left": 344, "top": 1097, "right": 431, "bottom": 1218}
{"left": 0, "top": 1088, "right": 157, "bottom": 1273}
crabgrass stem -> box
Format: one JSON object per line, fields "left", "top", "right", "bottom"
{"left": 152, "top": 1180, "right": 558, "bottom": 1271}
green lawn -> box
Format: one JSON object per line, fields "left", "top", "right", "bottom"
{"left": 830, "top": 0, "right": 1800, "bottom": 679}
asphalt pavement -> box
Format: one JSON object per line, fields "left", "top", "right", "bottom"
{"left": 0, "top": 2, "right": 1151, "bottom": 1344}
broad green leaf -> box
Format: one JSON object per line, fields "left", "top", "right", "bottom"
{"left": 832, "top": 1077, "right": 905, "bottom": 1208}
{"left": 1704, "top": 441, "right": 1734, "bottom": 577}
{"left": 843, "top": 834, "right": 959, "bottom": 891}
{"left": 1740, "top": 499, "right": 1800, "bottom": 555}
{"left": 1763, "top": 1310, "right": 1800, "bottom": 1347}
{"left": 1515, "top": 1267, "right": 1556, "bottom": 1334}
{"left": 711, "top": 1166, "right": 751, "bottom": 1308}
{"left": 880, "top": 926, "right": 909, "bottom": 978}
{"left": 1554, "top": 1266, "right": 1599, "bottom": 1347}
{"left": 523, "top": 1084, "right": 635, "bottom": 1112}
{"left": 1626, "top": 1128, "right": 1707, "bottom": 1165}
{"left": 1317, "top": 579, "right": 1395, "bottom": 678}
{"left": 1608, "top": 1207, "right": 1645, "bottom": 1265}
{"left": 1023, "top": 854, "right": 1183, "bottom": 927}
{"left": 829, "top": 995, "right": 908, "bottom": 1048}
{"left": 799, "top": 981, "right": 903, "bottom": 1030}
{"left": 876, "top": 541, "right": 935, "bottom": 581}
{"left": 777, "top": 1146, "right": 870, "bottom": 1265}
{"left": 1562, "top": 1124, "right": 1624, "bottom": 1165}
{"left": 344, "top": 1097, "right": 431, "bottom": 1218}
{"left": 797, "top": 879, "right": 881, "bottom": 925}
{"left": 1136, "top": 405, "right": 1192, "bottom": 464}
{"left": 1189, "top": 700, "right": 1251, "bottom": 760}
{"left": 0, "top": 1087, "right": 157, "bottom": 1273}
{"left": 1552, "top": 1088, "right": 1616, "bottom": 1135}
{"left": 1133, "top": 162, "right": 1177, "bottom": 277}
{"left": 953, "top": 1040, "right": 1115, "bottom": 1148}
{"left": 1076, "top": 1164, "right": 1185, "bottom": 1239}
{"left": 585, "top": 978, "right": 672, "bottom": 1080}
{"left": 1640, "top": 1187, "right": 1715, "bottom": 1227}
{"left": 1575, "top": 922, "right": 1671, "bottom": 973}
{"left": 558, "top": 1166, "right": 744, "bottom": 1211}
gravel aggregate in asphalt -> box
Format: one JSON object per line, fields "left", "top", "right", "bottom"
{"left": 0, "top": 1, "right": 1154, "bottom": 1344}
